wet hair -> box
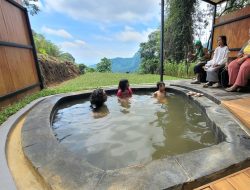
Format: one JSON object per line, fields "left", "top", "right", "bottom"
{"left": 90, "top": 89, "right": 107, "bottom": 109}
{"left": 218, "top": 35, "right": 227, "bottom": 46}
{"left": 118, "top": 79, "right": 129, "bottom": 92}
{"left": 157, "top": 81, "right": 165, "bottom": 89}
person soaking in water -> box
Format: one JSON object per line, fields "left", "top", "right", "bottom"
{"left": 203, "top": 36, "right": 229, "bottom": 88}
{"left": 153, "top": 81, "right": 166, "bottom": 98}
{"left": 117, "top": 79, "right": 133, "bottom": 99}
{"left": 225, "top": 28, "right": 250, "bottom": 92}
{"left": 90, "top": 88, "right": 107, "bottom": 109}
{"left": 153, "top": 81, "right": 167, "bottom": 104}
{"left": 90, "top": 88, "right": 109, "bottom": 118}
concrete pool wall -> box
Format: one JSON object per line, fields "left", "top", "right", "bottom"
{"left": 19, "top": 86, "right": 250, "bottom": 189}
{"left": 1, "top": 85, "right": 250, "bottom": 190}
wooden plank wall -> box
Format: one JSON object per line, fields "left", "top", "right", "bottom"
{"left": 212, "top": 6, "right": 250, "bottom": 57}
{"left": 0, "top": 0, "right": 40, "bottom": 109}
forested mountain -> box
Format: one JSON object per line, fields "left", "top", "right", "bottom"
{"left": 111, "top": 52, "right": 141, "bottom": 73}
{"left": 90, "top": 52, "right": 141, "bottom": 73}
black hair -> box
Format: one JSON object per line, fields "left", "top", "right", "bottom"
{"left": 157, "top": 81, "right": 165, "bottom": 89}
{"left": 218, "top": 35, "right": 227, "bottom": 46}
{"left": 90, "top": 88, "right": 107, "bottom": 109}
{"left": 118, "top": 79, "right": 129, "bottom": 92}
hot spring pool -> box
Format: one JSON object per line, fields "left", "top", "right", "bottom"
{"left": 52, "top": 93, "right": 216, "bottom": 170}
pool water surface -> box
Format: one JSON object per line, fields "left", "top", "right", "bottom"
{"left": 52, "top": 93, "right": 216, "bottom": 170}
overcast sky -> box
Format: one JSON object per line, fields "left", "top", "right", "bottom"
{"left": 30, "top": 0, "right": 211, "bottom": 65}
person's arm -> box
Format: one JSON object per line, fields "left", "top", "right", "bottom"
{"left": 237, "top": 42, "right": 248, "bottom": 57}
{"left": 128, "top": 88, "right": 133, "bottom": 97}
{"left": 153, "top": 91, "right": 157, "bottom": 97}
{"left": 117, "top": 89, "right": 122, "bottom": 97}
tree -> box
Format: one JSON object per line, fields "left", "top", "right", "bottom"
{"left": 217, "top": 0, "right": 250, "bottom": 15}
{"left": 139, "top": 31, "right": 160, "bottom": 74}
{"left": 33, "top": 31, "right": 61, "bottom": 57}
{"left": 164, "top": 0, "right": 196, "bottom": 62}
{"left": 78, "top": 64, "right": 87, "bottom": 74}
{"left": 23, "top": 0, "right": 40, "bottom": 15}
{"left": 59, "top": 53, "right": 75, "bottom": 63}
{"left": 96, "top": 58, "right": 112, "bottom": 72}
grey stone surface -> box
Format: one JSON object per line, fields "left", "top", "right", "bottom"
{"left": 0, "top": 97, "right": 47, "bottom": 190}
{"left": 96, "top": 157, "right": 189, "bottom": 190}
{"left": 18, "top": 85, "right": 250, "bottom": 189}
{"left": 176, "top": 142, "right": 250, "bottom": 179}
{"left": 38, "top": 148, "right": 104, "bottom": 190}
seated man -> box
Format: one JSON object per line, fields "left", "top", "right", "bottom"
{"left": 188, "top": 40, "right": 208, "bottom": 84}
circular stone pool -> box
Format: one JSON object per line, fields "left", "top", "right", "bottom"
{"left": 20, "top": 86, "right": 250, "bottom": 190}
{"left": 52, "top": 93, "right": 216, "bottom": 170}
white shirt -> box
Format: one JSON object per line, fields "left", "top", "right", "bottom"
{"left": 206, "top": 46, "right": 229, "bottom": 66}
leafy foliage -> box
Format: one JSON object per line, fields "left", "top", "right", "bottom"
{"left": 164, "top": 0, "right": 196, "bottom": 62}
{"left": 217, "top": 0, "right": 250, "bottom": 15}
{"left": 96, "top": 57, "right": 112, "bottom": 72}
{"left": 33, "top": 31, "right": 61, "bottom": 57}
{"left": 139, "top": 31, "right": 160, "bottom": 74}
{"left": 85, "top": 67, "right": 96, "bottom": 73}
{"left": 23, "top": 0, "right": 40, "bottom": 15}
{"left": 59, "top": 53, "right": 75, "bottom": 63}
{"left": 78, "top": 64, "right": 87, "bottom": 74}
{"left": 33, "top": 31, "right": 77, "bottom": 64}
{"left": 164, "top": 61, "right": 196, "bottom": 78}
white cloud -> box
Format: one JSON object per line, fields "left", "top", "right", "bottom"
{"left": 41, "top": 26, "right": 73, "bottom": 39}
{"left": 116, "top": 27, "right": 155, "bottom": 43}
{"left": 58, "top": 39, "right": 138, "bottom": 65}
{"left": 60, "top": 40, "right": 86, "bottom": 48}
{"left": 44, "top": 0, "right": 159, "bottom": 24}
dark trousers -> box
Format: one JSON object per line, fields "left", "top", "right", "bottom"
{"left": 193, "top": 62, "right": 206, "bottom": 82}
{"left": 218, "top": 68, "right": 229, "bottom": 88}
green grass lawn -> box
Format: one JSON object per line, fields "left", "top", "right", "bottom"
{"left": 0, "top": 72, "right": 180, "bottom": 125}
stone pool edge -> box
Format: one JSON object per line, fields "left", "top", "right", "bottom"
{"left": 21, "top": 86, "right": 250, "bottom": 190}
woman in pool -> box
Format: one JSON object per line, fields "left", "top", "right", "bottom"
{"left": 117, "top": 79, "right": 133, "bottom": 99}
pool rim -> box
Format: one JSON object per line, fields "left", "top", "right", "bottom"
{"left": 20, "top": 85, "right": 250, "bottom": 189}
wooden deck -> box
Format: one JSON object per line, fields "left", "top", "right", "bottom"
{"left": 195, "top": 167, "right": 250, "bottom": 190}
{"left": 222, "top": 97, "right": 250, "bottom": 130}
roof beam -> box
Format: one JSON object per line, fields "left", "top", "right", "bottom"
{"left": 201, "top": 0, "right": 216, "bottom": 5}
{"left": 201, "top": 0, "right": 228, "bottom": 5}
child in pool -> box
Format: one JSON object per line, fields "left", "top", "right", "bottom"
{"left": 117, "top": 79, "right": 133, "bottom": 99}
{"left": 90, "top": 88, "right": 107, "bottom": 109}
{"left": 89, "top": 88, "right": 110, "bottom": 119}
{"left": 153, "top": 82, "right": 167, "bottom": 104}
{"left": 153, "top": 81, "right": 166, "bottom": 98}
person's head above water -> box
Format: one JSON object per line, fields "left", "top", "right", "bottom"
{"left": 157, "top": 81, "right": 165, "bottom": 92}
{"left": 90, "top": 88, "right": 107, "bottom": 109}
{"left": 118, "top": 79, "right": 129, "bottom": 92}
